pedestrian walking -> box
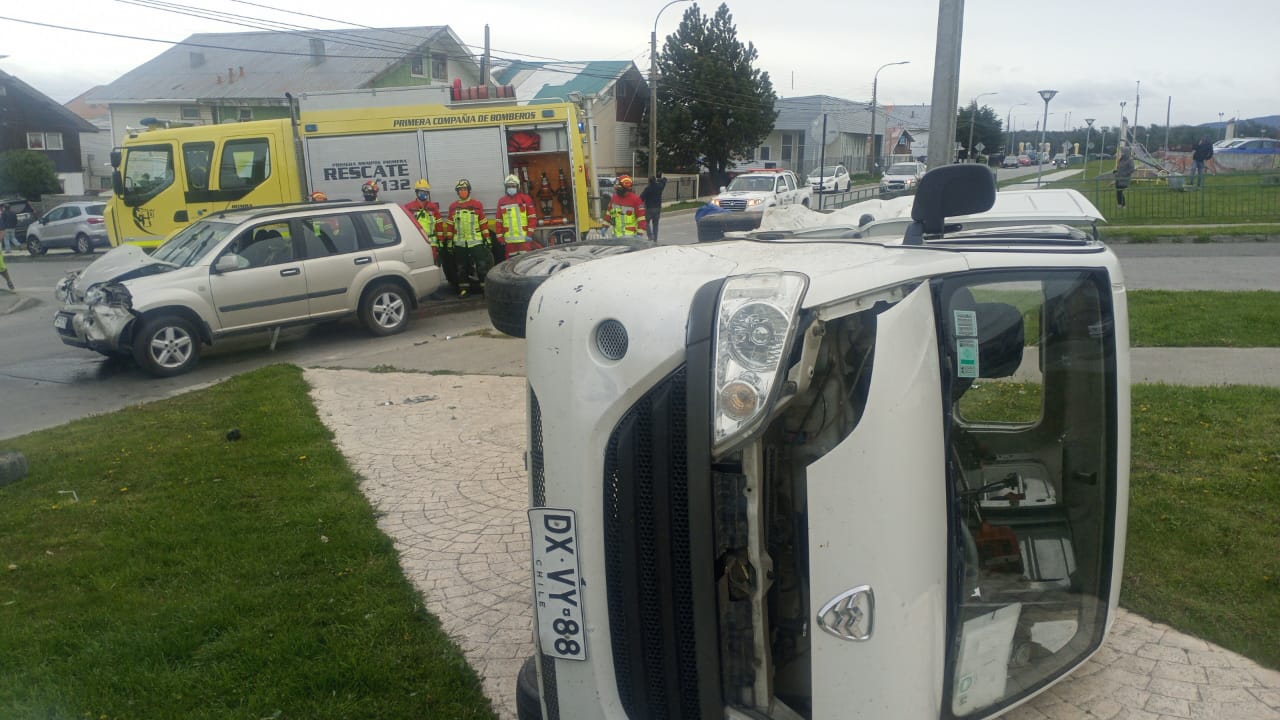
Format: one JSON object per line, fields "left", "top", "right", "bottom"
{"left": 1, "top": 203, "right": 19, "bottom": 253}
{"left": 604, "top": 175, "right": 646, "bottom": 238}
{"left": 1115, "top": 147, "right": 1135, "bottom": 209}
{"left": 494, "top": 174, "right": 538, "bottom": 258}
{"left": 0, "top": 250, "right": 14, "bottom": 291}
{"left": 639, "top": 173, "right": 667, "bottom": 242}
{"left": 444, "top": 179, "right": 492, "bottom": 297}
{"left": 1190, "top": 136, "right": 1214, "bottom": 189}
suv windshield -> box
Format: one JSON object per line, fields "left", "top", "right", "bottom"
{"left": 151, "top": 220, "right": 235, "bottom": 267}
{"left": 727, "top": 175, "right": 777, "bottom": 192}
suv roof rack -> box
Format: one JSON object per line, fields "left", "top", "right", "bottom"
{"left": 203, "top": 199, "right": 375, "bottom": 222}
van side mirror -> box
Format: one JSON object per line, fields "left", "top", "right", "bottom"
{"left": 109, "top": 149, "right": 122, "bottom": 168}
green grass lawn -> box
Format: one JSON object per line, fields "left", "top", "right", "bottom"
{"left": 1048, "top": 167, "right": 1280, "bottom": 225}
{"left": 0, "top": 365, "right": 496, "bottom": 720}
{"left": 1129, "top": 290, "right": 1280, "bottom": 346}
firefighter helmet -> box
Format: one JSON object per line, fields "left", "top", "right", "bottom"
{"left": 616, "top": 174, "right": 633, "bottom": 189}
{"left": 414, "top": 179, "right": 431, "bottom": 192}
{"left": 504, "top": 174, "right": 520, "bottom": 187}
{"left": 361, "top": 180, "right": 379, "bottom": 199}
{"left": 455, "top": 179, "right": 472, "bottom": 193}
{"left": 310, "top": 191, "right": 328, "bottom": 202}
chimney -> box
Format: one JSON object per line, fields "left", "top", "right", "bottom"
{"left": 189, "top": 51, "right": 205, "bottom": 68}
{"left": 310, "top": 38, "right": 326, "bottom": 65}
{"left": 239, "top": 66, "right": 245, "bottom": 78}
{"left": 228, "top": 67, "right": 235, "bottom": 84}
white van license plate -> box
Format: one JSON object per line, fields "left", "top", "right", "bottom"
{"left": 529, "top": 508, "right": 587, "bottom": 661}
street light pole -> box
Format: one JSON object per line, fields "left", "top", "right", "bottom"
{"left": 1005, "top": 102, "right": 1027, "bottom": 158}
{"left": 1119, "top": 100, "right": 1127, "bottom": 148}
{"left": 1083, "top": 117, "right": 1095, "bottom": 180}
{"left": 869, "top": 60, "right": 909, "bottom": 177}
{"left": 966, "top": 91, "right": 996, "bottom": 162}
{"left": 1035, "top": 89, "right": 1057, "bottom": 188}
{"left": 648, "top": 0, "right": 691, "bottom": 181}
{"left": 1219, "top": 112, "right": 1225, "bottom": 140}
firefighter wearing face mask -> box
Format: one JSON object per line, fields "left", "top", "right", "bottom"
{"left": 494, "top": 174, "right": 538, "bottom": 258}
{"left": 444, "top": 178, "right": 493, "bottom": 297}
{"left": 604, "top": 174, "right": 646, "bottom": 237}
{"left": 403, "top": 179, "right": 457, "bottom": 290}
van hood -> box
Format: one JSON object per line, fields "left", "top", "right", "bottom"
{"left": 76, "top": 245, "right": 177, "bottom": 287}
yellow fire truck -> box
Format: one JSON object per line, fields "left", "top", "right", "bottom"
{"left": 105, "top": 86, "right": 599, "bottom": 249}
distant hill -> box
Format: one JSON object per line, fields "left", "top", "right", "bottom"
{"left": 1201, "top": 114, "right": 1280, "bottom": 129}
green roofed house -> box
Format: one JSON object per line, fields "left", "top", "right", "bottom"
{"left": 89, "top": 27, "right": 482, "bottom": 146}
{"left": 494, "top": 60, "right": 648, "bottom": 179}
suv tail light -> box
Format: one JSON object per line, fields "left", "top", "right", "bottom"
{"left": 87, "top": 217, "right": 104, "bottom": 224}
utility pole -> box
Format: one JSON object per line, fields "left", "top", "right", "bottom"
{"left": 648, "top": 0, "right": 691, "bottom": 181}
{"left": 1083, "top": 118, "right": 1095, "bottom": 180}
{"left": 1035, "top": 89, "right": 1057, "bottom": 188}
{"left": 926, "top": 0, "right": 964, "bottom": 169}
{"left": 1133, "top": 80, "right": 1141, "bottom": 145}
{"left": 1164, "top": 96, "right": 1172, "bottom": 152}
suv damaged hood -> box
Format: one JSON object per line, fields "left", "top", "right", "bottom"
{"left": 76, "top": 245, "right": 177, "bottom": 286}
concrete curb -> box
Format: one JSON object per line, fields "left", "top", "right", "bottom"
{"left": 0, "top": 293, "right": 40, "bottom": 316}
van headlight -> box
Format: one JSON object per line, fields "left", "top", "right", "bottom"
{"left": 713, "top": 272, "right": 808, "bottom": 454}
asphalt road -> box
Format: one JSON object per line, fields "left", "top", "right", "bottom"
{"left": 3, "top": 222, "right": 1278, "bottom": 441}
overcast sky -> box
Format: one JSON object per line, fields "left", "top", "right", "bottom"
{"left": 2, "top": 0, "right": 1273, "bottom": 130}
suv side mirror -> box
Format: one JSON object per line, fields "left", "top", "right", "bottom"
{"left": 213, "top": 254, "right": 245, "bottom": 273}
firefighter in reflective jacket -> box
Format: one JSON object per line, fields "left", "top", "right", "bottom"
{"left": 605, "top": 174, "right": 646, "bottom": 237}
{"left": 444, "top": 178, "right": 492, "bottom": 297}
{"left": 403, "top": 179, "right": 457, "bottom": 290}
{"left": 494, "top": 174, "right": 538, "bottom": 258}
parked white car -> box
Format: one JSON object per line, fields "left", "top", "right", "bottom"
{"left": 879, "top": 161, "right": 927, "bottom": 192}
{"left": 806, "top": 164, "right": 851, "bottom": 193}
{"left": 53, "top": 201, "right": 441, "bottom": 377}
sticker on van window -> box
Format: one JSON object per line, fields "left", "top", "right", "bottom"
{"left": 954, "top": 309, "right": 978, "bottom": 337}
{"left": 957, "top": 338, "right": 979, "bottom": 378}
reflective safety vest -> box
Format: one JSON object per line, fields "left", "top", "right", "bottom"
{"left": 414, "top": 208, "right": 440, "bottom": 244}
{"left": 450, "top": 207, "right": 488, "bottom": 247}
{"left": 607, "top": 205, "right": 641, "bottom": 236}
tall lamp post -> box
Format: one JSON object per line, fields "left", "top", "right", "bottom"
{"left": 1119, "top": 100, "right": 1127, "bottom": 148}
{"left": 1035, "top": 89, "right": 1057, "bottom": 188}
{"left": 1219, "top": 111, "right": 1226, "bottom": 140}
{"left": 648, "top": 0, "right": 692, "bottom": 181}
{"left": 966, "top": 91, "right": 997, "bottom": 162}
{"left": 1005, "top": 101, "right": 1027, "bottom": 159}
{"left": 1083, "top": 118, "right": 1095, "bottom": 180}
{"left": 869, "top": 60, "right": 909, "bottom": 176}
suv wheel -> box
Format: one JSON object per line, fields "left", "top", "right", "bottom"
{"left": 74, "top": 233, "right": 94, "bottom": 255}
{"left": 132, "top": 314, "right": 200, "bottom": 377}
{"left": 361, "top": 282, "right": 411, "bottom": 336}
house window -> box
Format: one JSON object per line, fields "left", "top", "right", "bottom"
{"left": 411, "top": 55, "right": 426, "bottom": 78}
{"left": 759, "top": 146, "right": 771, "bottom": 161}
{"left": 238, "top": 108, "right": 253, "bottom": 121}
{"left": 180, "top": 106, "right": 202, "bottom": 121}
{"left": 781, "top": 133, "right": 794, "bottom": 163}
{"left": 431, "top": 53, "right": 448, "bottom": 81}
{"left": 26, "top": 132, "right": 62, "bottom": 150}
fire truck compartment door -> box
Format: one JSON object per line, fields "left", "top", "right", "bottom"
{"left": 422, "top": 127, "right": 507, "bottom": 212}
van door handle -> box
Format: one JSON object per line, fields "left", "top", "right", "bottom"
{"left": 280, "top": 268, "right": 301, "bottom": 277}
{"left": 353, "top": 256, "right": 373, "bottom": 265}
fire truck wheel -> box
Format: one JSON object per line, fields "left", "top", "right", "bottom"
{"left": 485, "top": 238, "right": 655, "bottom": 338}
{"left": 516, "top": 656, "right": 543, "bottom": 720}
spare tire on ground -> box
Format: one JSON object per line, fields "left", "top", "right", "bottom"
{"left": 485, "top": 238, "right": 655, "bottom": 338}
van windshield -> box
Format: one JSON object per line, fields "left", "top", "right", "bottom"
{"left": 121, "top": 144, "right": 175, "bottom": 206}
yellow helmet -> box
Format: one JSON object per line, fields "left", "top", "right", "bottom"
{"left": 504, "top": 174, "right": 520, "bottom": 187}
{"left": 414, "top": 179, "right": 431, "bottom": 192}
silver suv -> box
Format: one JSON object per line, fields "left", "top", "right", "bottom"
{"left": 25, "top": 200, "right": 109, "bottom": 255}
{"left": 53, "top": 201, "right": 442, "bottom": 376}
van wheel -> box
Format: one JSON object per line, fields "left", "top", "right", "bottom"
{"left": 74, "top": 234, "right": 94, "bottom": 255}
{"left": 485, "top": 238, "right": 654, "bottom": 338}
{"left": 361, "top": 282, "right": 410, "bottom": 336}
{"left": 132, "top": 314, "right": 200, "bottom": 377}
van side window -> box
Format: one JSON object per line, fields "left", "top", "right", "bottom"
{"left": 219, "top": 138, "right": 271, "bottom": 191}
{"left": 356, "top": 210, "right": 401, "bottom": 247}
{"left": 183, "top": 142, "right": 214, "bottom": 191}
{"left": 299, "top": 214, "right": 359, "bottom": 257}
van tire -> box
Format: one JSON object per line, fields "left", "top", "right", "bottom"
{"left": 485, "top": 238, "right": 654, "bottom": 338}
{"left": 516, "top": 656, "right": 543, "bottom": 720}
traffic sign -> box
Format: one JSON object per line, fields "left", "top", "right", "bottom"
{"left": 975, "top": 142, "right": 985, "bottom": 153}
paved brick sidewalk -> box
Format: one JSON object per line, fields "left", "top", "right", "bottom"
{"left": 306, "top": 369, "right": 1280, "bottom": 720}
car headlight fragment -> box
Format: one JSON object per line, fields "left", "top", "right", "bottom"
{"left": 713, "top": 272, "right": 808, "bottom": 454}
{"left": 83, "top": 285, "right": 107, "bottom": 306}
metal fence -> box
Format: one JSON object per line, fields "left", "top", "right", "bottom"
{"left": 812, "top": 184, "right": 904, "bottom": 211}
{"left": 1088, "top": 174, "right": 1280, "bottom": 221}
